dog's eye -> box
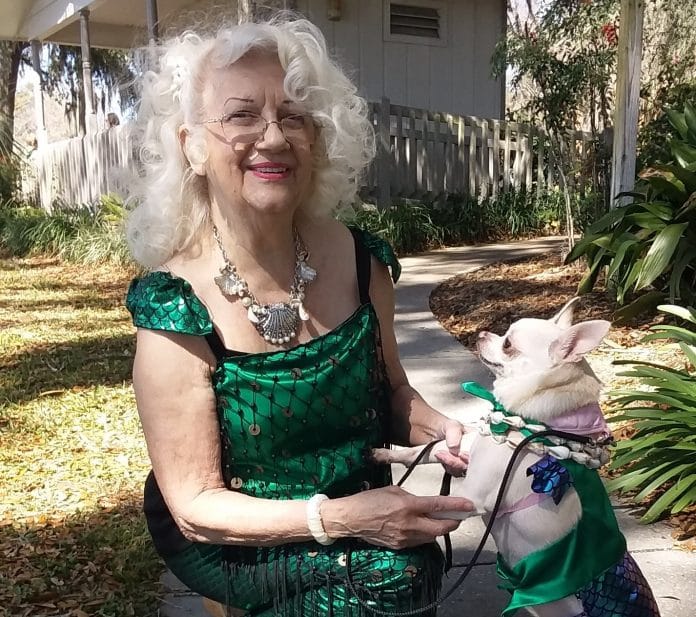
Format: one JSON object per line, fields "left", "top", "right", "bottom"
{"left": 503, "top": 338, "right": 512, "bottom": 350}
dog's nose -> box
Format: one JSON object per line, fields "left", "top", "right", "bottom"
{"left": 478, "top": 331, "right": 490, "bottom": 340}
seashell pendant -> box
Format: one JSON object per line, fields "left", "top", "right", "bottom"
{"left": 250, "top": 303, "right": 299, "bottom": 345}
{"left": 299, "top": 262, "right": 317, "bottom": 282}
{"left": 214, "top": 270, "right": 240, "bottom": 297}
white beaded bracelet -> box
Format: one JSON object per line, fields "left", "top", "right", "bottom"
{"left": 306, "top": 493, "right": 335, "bottom": 545}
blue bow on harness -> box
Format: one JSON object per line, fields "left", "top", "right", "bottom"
{"left": 461, "top": 381, "right": 572, "bottom": 504}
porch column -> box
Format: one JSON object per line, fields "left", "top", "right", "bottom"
{"left": 30, "top": 40, "right": 47, "bottom": 148}
{"left": 238, "top": 0, "right": 257, "bottom": 23}
{"left": 79, "top": 8, "right": 97, "bottom": 134}
{"left": 146, "top": 0, "right": 159, "bottom": 45}
{"left": 610, "top": 0, "right": 644, "bottom": 207}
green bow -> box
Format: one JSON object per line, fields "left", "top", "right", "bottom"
{"left": 461, "top": 381, "right": 510, "bottom": 435}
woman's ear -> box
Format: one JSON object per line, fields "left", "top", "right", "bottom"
{"left": 179, "top": 125, "right": 206, "bottom": 176}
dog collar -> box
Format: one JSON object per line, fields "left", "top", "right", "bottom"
{"left": 462, "top": 381, "right": 540, "bottom": 437}
{"left": 461, "top": 381, "right": 612, "bottom": 469}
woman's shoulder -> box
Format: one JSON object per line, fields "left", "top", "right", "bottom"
{"left": 308, "top": 216, "right": 401, "bottom": 283}
{"left": 346, "top": 225, "right": 401, "bottom": 284}
{"left": 125, "top": 270, "right": 213, "bottom": 336}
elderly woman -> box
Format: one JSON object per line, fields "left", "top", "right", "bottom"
{"left": 125, "top": 16, "right": 471, "bottom": 617}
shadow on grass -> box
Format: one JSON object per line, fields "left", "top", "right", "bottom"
{"left": 2, "top": 292, "right": 128, "bottom": 313}
{"left": 0, "top": 257, "right": 61, "bottom": 271}
{"left": 0, "top": 334, "right": 135, "bottom": 408}
{"left": 0, "top": 500, "right": 162, "bottom": 616}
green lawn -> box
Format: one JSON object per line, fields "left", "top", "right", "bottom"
{"left": 0, "top": 257, "right": 162, "bottom": 616}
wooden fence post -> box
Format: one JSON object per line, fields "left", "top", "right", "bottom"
{"left": 377, "top": 96, "right": 391, "bottom": 209}
{"left": 469, "top": 117, "right": 478, "bottom": 199}
{"left": 492, "top": 120, "right": 501, "bottom": 199}
{"left": 408, "top": 108, "right": 417, "bottom": 195}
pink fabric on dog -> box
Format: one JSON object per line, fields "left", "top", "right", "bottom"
{"left": 547, "top": 403, "right": 610, "bottom": 437}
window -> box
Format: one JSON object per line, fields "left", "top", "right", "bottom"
{"left": 384, "top": 0, "right": 447, "bottom": 47}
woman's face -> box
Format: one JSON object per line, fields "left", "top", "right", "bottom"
{"left": 196, "top": 53, "right": 316, "bottom": 218}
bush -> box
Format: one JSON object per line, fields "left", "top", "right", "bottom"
{"left": 638, "top": 82, "right": 696, "bottom": 170}
{"left": 346, "top": 200, "right": 444, "bottom": 254}
{"left": 0, "top": 195, "right": 130, "bottom": 265}
{"left": 565, "top": 102, "right": 696, "bottom": 316}
{"left": 606, "top": 304, "right": 696, "bottom": 522}
{"left": 344, "top": 189, "right": 599, "bottom": 255}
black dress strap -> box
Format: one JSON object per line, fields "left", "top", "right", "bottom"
{"left": 205, "top": 329, "right": 228, "bottom": 361}
{"left": 350, "top": 228, "right": 372, "bottom": 304}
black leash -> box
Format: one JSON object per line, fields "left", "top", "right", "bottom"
{"left": 344, "top": 429, "right": 601, "bottom": 616}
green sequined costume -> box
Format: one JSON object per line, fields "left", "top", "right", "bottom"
{"left": 126, "top": 229, "right": 444, "bottom": 616}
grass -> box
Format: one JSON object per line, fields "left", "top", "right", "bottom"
{"left": 0, "top": 257, "right": 162, "bottom": 616}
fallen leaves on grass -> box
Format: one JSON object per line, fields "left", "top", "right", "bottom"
{"left": 0, "top": 257, "right": 161, "bottom": 616}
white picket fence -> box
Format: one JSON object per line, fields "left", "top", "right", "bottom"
{"left": 21, "top": 124, "right": 136, "bottom": 210}
{"left": 365, "top": 98, "right": 604, "bottom": 207}
{"left": 21, "top": 98, "right": 604, "bottom": 210}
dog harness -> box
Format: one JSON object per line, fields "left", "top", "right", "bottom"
{"left": 463, "top": 383, "right": 661, "bottom": 617}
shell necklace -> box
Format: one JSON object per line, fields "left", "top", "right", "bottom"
{"left": 212, "top": 225, "right": 317, "bottom": 345}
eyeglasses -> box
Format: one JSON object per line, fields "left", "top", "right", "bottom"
{"left": 202, "top": 111, "right": 317, "bottom": 145}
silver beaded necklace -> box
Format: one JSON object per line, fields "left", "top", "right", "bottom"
{"left": 212, "top": 225, "right": 317, "bottom": 345}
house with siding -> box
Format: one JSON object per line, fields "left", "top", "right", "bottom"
{"left": 1, "top": 0, "right": 506, "bottom": 119}
{"left": 1, "top": 0, "right": 509, "bottom": 207}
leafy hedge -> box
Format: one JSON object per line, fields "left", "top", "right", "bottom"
{"left": 0, "top": 195, "right": 130, "bottom": 265}
{"left": 345, "top": 189, "right": 598, "bottom": 255}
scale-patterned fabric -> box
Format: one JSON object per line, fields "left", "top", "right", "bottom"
{"left": 126, "top": 230, "right": 443, "bottom": 616}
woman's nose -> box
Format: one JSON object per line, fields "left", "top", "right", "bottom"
{"left": 256, "top": 121, "right": 290, "bottom": 150}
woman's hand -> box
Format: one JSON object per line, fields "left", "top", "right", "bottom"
{"left": 432, "top": 418, "right": 470, "bottom": 477}
{"left": 322, "top": 486, "right": 473, "bottom": 550}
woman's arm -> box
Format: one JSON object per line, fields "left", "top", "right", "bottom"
{"left": 133, "top": 327, "right": 471, "bottom": 548}
{"left": 133, "top": 328, "right": 312, "bottom": 546}
{"left": 368, "top": 259, "right": 468, "bottom": 469}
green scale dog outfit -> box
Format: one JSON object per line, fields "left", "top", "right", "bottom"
{"left": 126, "top": 228, "right": 443, "bottom": 616}
{"left": 463, "top": 382, "right": 660, "bottom": 617}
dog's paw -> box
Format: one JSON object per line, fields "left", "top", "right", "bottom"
{"left": 370, "top": 447, "right": 394, "bottom": 465}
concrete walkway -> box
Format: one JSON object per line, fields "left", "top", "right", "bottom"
{"left": 160, "top": 236, "right": 695, "bottom": 617}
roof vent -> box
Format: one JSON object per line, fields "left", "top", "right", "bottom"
{"left": 389, "top": 3, "right": 440, "bottom": 39}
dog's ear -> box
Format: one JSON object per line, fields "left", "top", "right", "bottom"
{"left": 551, "top": 297, "right": 582, "bottom": 329}
{"left": 549, "top": 320, "right": 610, "bottom": 363}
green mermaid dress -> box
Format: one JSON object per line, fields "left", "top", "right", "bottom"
{"left": 125, "top": 229, "right": 444, "bottom": 616}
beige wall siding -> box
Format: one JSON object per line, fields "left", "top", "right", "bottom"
{"left": 298, "top": 0, "right": 505, "bottom": 118}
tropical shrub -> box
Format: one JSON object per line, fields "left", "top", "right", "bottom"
{"left": 565, "top": 102, "right": 696, "bottom": 314}
{"left": 638, "top": 81, "right": 696, "bottom": 170}
{"left": 606, "top": 304, "right": 696, "bottom": 522}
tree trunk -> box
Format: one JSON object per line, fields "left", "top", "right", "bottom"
{"left": 0, "top": 41, "right": 27, "bottom": 154}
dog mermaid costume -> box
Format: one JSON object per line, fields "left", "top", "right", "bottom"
{"left": 464, "top": 382, "right": 661, "bottom": 617}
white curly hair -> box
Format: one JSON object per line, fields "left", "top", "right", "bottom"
{"left": 126, "top": 16, "right": 375, "bottom": 268}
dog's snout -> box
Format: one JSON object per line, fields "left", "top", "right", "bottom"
{"left": 478, "top": 331, "right": 491, "bottom": 340}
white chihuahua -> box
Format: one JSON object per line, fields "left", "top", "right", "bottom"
{"left": 375, "top": 298, "right": 660, "bottom": 617}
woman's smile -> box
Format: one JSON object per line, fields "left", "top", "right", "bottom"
{"left": 247, "top": 161, "right": 293, "bottom": 180}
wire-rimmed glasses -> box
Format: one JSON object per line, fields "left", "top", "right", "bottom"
{"left": 202, "top": 110, "right": 317, "bottom": 145}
